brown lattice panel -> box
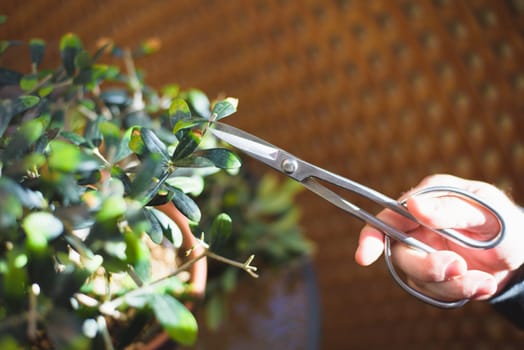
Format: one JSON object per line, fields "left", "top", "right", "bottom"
{"left": 3, "top": 0, "right": 524, "bottom": 349}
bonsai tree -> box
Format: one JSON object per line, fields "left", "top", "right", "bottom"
{"left": 0, "top": 28, "right": 258, "bottom": 349}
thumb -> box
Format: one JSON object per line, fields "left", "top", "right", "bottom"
{"left": 405, "top": 193, "right": 500, "bottom": 237}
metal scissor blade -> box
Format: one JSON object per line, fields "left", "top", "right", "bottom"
{"left": 209, "top": 122, "right": 281, "bottom": 164}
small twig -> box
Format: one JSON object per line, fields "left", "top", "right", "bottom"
{"left": 97, "top": 316, "right": 115, "bottom": 350}
{"left": 27, "top": 284, "right": 40, "bottom": 341}
{"left": 126, "top": 265, "right": 144, "bottom": 287}
{"left": 77, "top": 104, "right": 98, "bottom": 121}
{"left": 91, "top": 147, "right": 112, "bottom": 168}
{"left": 206, "top": 251, "right": 259, "bottom": 278}
{"left": 123, "top": 49, "right": 144, "bottom": 111}
{"left": 26, "top": 73, "right": 53, "bottom": 95}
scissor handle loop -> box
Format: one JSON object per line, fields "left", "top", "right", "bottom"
{"left": 385, "top": 185, "right": 506, "bottom": 308}
{"left": 404, "top": 186, "right": 506, "bottom": 249}
{"left": 384, "top": 236, "right": 469, "bottom": 309}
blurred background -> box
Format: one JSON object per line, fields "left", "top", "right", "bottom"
{"left": 2, "top": 0, "right": 524, "bottom": 349}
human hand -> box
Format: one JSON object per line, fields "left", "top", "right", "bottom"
{"left": 355, "top": 174, "right": 524, "bottom": 301}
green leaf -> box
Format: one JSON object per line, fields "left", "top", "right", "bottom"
{"left": 162, "top": 84, "right": 179, "bottom": 99}
{"left": 23, "top": 212, "right": 64, "bottom": 252}
{"left": 129, "top": 127, "right": 145, "bottom": 155}
{"left": 38, "top": 84, "right": 54, "bottom": 97}
{"left": 172, "top": 117, "right": 207, "bottom": 135}
{"left": 113, "top": 127, "right": 133, "bottom": 162}
{"left": 124, "top": 231, "right": 151, "bottom": 282}
{"left": 168, "top": 98, "right": 191, "bottom": 130}
{"left": 60, "top": 33, "right": 83, "bottom": 76}
{"left": 149, "top": 294, "right": 198, "bottom": 346}
{"left": 145, "top": 208, "right": 183, "bottom": 247}
{"left": 165, "top": 176, "right": 204, "bottom": 196}
{"left": 95, "top": 195, "right": 126, "bottom": 222}
{"left": 143, "top": 208, "right": 163, "bottom": 244}
{"left": 140, "top": 127, "right": 169, "bottom": 161}
{"left": 171, "top": 130, "right": 202, "bottom": 161}
{"left": 48, "top": 140, "right": 100, "bottom": 172}
{"left": 209, "top": 213, "right": 232, "bottom": 248}
{"left": 20, "top": 73, "right": 39, "bottom": 91}
{"left": 0, "top": 190, "right": 23, "bottom": 229}
{"left": 3, "top": 114, "right": 49, "bottom": 161}
{"left": 59, "top": 130, "right": 89, "bottom": 147}
{"left": 128, "top": 155, "right": 165, "bottom": 201}
{"left": 211, "top": 98, "right": 238, "bottom": 120}
{"left": 3, "top": 249, "right": 28, "bottom": 300}
{"left": 168, "top": 186, "right": 201, "bottom": 222}
{"left": 74, "top": 49, "right": 92, "bottom": 70}
{"left": 0, "top": 95, "right": 40, "bottom": 139}
{"left": 183, "top": 89, "right": 210, "bottom": 118}
{"left": 173, "top": 148, "right": 241, "bottom": 169}
{"left": 29, "top": 38, "right": 46, "bottom": 67}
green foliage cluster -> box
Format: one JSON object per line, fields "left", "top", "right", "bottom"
{"left": 196, "top": 171, "right": 315, "bottom": 330}
{"left": 0, "top": 30, "right": 240, "bottom": 349}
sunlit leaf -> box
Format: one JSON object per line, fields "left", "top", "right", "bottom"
{"left": 168, "top": 98, "right": 191, "bottom": 129}
{"left": 20, "top": 73, "right": 38, "bottom": 92}
{"left": 95, "top": 195, "right": 126, "bottom": 222}
{"left": 38, "top": 84, "right": 54, "bottom": 97}
{"left": 165, "top": 176, "right": 204, "bottom": 196}
{"left": 3, "top": 249, "right": 28, "bottom": 300}
{"left": 173, "top": 148, "right": 241, "bottom": 169}
{"left": 129, "top": 127, "right": 145, "bottom": 155}
{"left": 124, "top": 231, "right": 151, "bottom": 282}
{"left": 211, "top": 98, "right": 238, "bottom": 120}
{"left": 172, "top": 118, "right": 207, "bottom": 135}
{"left": 183, "top": 89, "right": 210, "bottom": 119}
{"left": 29, "top": 38, "right": 46, "bottom": 67}
{"left": 23, "top": 211, "right": 64, "bottom": 252}
{"left": 145, "top": 208, "right": 183, "bottom": 247}
{"left": 48, "top": 140, "right": 100, "bottom": 172}
{"left": 60, "top": 33, "right": 83, "bottom": 76}
{"left": 162, "top": 84, "right": 179, "bottom": 99}
{"left": 149, "top": 294, "right": 198, "bottom": 346}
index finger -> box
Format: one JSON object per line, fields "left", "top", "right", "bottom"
{"left": 355, "top": 207, "right": 420, "bottom": 266}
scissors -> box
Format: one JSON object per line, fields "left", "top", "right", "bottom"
{"left": 208, "top": 121, "right": 506, "bottom": 308}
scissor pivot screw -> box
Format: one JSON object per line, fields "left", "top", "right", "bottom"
{"left": 281, "top": 158, "right": 298, "bottom": 174}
